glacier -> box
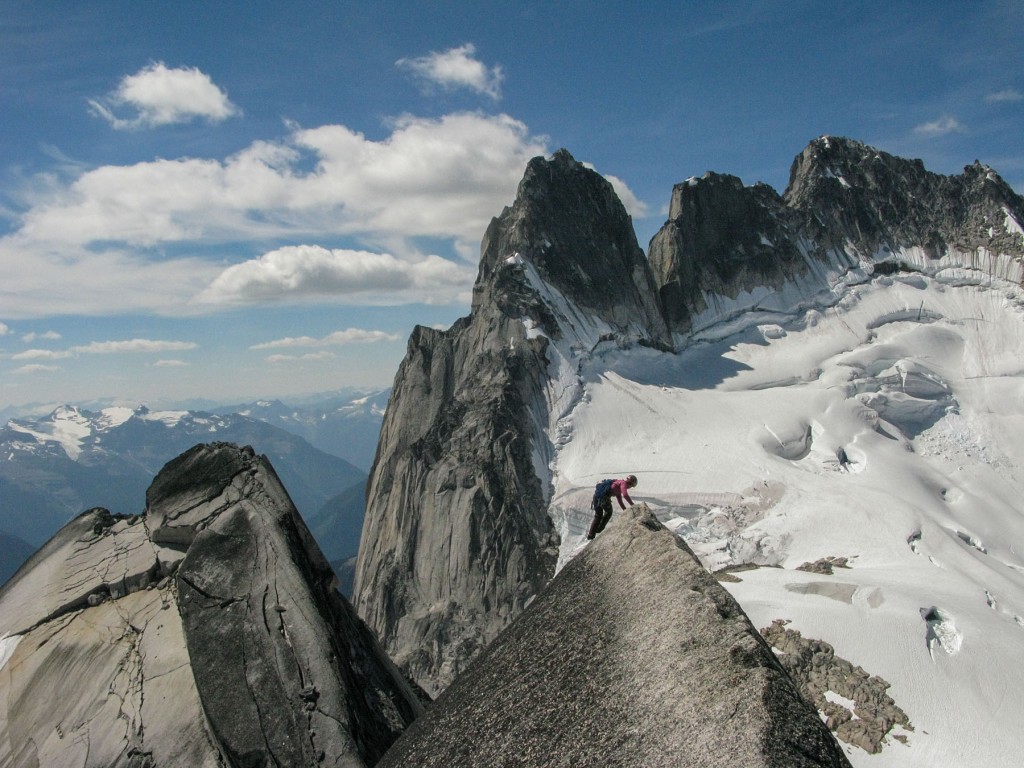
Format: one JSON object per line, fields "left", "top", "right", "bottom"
{"left": 543, "top": 269, "right": 1024, "bottom": 766}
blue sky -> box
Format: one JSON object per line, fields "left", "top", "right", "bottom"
{"left": 1, "top": 1, "right": 1022, "bottom": 412}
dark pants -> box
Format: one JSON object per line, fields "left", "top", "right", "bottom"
{"left": 587, "top": 497, "right": 613, "bottom": 539}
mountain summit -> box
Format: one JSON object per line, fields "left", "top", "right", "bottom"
{"left": 649, "top": 135, "right": 1024, "bottom": 334}
{"left": 475, "top": 148, "right": 671, "bottom": 347}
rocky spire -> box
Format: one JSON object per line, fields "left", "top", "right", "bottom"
{"left": 476, "top": 148, "right": 671, "bottom": 348}
{"left": 648, "top": 135, "right": 1024, "bottom": 334}
{"left": 377, "top": 506, "right": 852, "bottom": 768}
{"left": 648, "top": 172, "right": 804, "bottom": 331}
{"left": 0, "top": 442, "right": 421, "bottom": 767}
{"left": 354, "top": 150, "right": 667, "bottom": 698}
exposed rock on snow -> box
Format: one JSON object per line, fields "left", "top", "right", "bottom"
{"left": 377, "top": 506, "right": 852, "bottom": 768}
{"left": 797, "top": 556, "right": 853, "bottom": 575}
{"left": 0, "top": 442, "right": 421, "bottom": 768}
{"left": 785, "top": 138, "right": 1024, "bottom": 263}
{"left": 762, "top": 620, "right": 912, "bottom": 755}
{"left": 358, "top": 139, "right": 1024, "bottom": 713}
{"left": 649, "top": 172, "right": 807, "bottom": 331}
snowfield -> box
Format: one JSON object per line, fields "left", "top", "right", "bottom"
{"left": 547, "top": 271, "right": 1024, "bottom": 767}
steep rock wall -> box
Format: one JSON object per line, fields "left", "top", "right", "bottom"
{"left": 354, "top": 150, "right": 669, "bottom": 697}
{"left": 649, "top": 136, "right": 1024, "bottom": 335}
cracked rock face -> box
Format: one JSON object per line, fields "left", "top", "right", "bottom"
{"left": 378, "top": 506, "right": 852, "bottom": 768}
{"left": 0, "top": 442, "right": 421, "bottom": 768}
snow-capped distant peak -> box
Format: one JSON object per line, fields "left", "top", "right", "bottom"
{"left": 9, "top": 406, "right": 93, "bottom": 460}
{"left": 138, "top": 409, "right": 189, "bottom": 427}
{"left": 95, "top": 407, "right": 136, "bottom": 431}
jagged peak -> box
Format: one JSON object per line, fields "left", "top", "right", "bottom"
{"left": 513, "top": 148, "right": 617, "bottom": 211}
{"left": 49, "top": 404, "right": 86, "bottom": 419}
{"left": 785, "top": 136, "right": 914, "bottom": 201}
{"left": 786, "top": 135, "right": 1019, "bottom": 204}
{"left": 549, "top": 147, "right": 579, "bottom": 166}
{"left": 667, "top": 171, "right": 778, "bottom": 221}
{"left": 782, "top": 136, "right": 1024, "bottom": 256}
{"left": 475, "top": 147, "right": 670, "bottom": 346}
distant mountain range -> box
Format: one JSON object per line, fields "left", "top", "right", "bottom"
{"left": 212, "top": 389, "right": 389, "bottom": 471}
{"left": 0, "top": 391, "right": 389, "bottom": 584}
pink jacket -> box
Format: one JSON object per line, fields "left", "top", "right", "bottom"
{"left": 610, "top": 478, "right": 634, "bottom": 509}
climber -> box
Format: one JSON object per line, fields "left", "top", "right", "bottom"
{"left": 586, "top": 475, "right": 637, "bottom": 539}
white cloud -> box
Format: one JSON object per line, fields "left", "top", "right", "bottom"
{"left": 72, "top": 339, "right": 197, "bottom": 354}
{"left": 985, "top": 88, "right": 1023, "bottom": 103}
{"left": 252, "top": 328, "right": 402, "bottom": 350}
{"left": 89, "top": 62, "right": 240, "bottom": 130}
{"left": 397, "top": 43, "right": 503, "bottom": 100}
{"left": 21, "top": 330, "right": 61, "bottom": 342}
{"left": 13, "top": 364, "right": 60, "bottom": 375}
{"left": 3, "top": 111, "right": 546, "bottom": 317}
{"left": 198, "top": 245, "right": 475, "bottom": 306}
{"left": 13, "top": 338, "right": 195, "bottom": 360}
{"left": 17, "top": 112, "right": 541, "bottom": 248}
{"left": 0, "top": 322, "right": 9, "bottom": 335}
{"left": 153, "top": 359, "right": 188, "bottom": 367}
{"left": 913, "top": 116, "right": 966, "bottom": 137}
{"left": 0, "top": 238, "right": 219, "bottom": 319}
{"left": 12, "top": 348, "right": 71, "bottom": 360}
{"left": 265, "top": 351, "right": 337, "bottom": 364}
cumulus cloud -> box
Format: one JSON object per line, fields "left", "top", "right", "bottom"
{"left": 198, "top": 245, "right": 475, "bottom": 305}
{"left": 72, "top": 339, "right": 197, "bottom": 354}
{"left": 13, "top": 338, "right": 195, "bottom": 360}
{"left": 914, "top": 116, "right": 966, "bottom": 137}
{"left": 0, "top": 238, "right": 220, "bottom": 319}
{"left": 265, "top": 351, "right": 337, "bottom": 364}
{"left": 22, "top": 330, "right": 61, "bottom": 342}
{"left": 14, "top": 112, "right": 544, "bottom": 249}
{"left": 3, "top": 111, "right": 546, "bottom": 318}
{"left": 89, "top": 62, "right": 240, "bottom": 129}
{"left": 252, "top": 328, "right": 402, "bottom": 350}
{"left": 14, "top": 364, "right": 60, "bottom": 375}
{"left": 985, "top": 88, "right": 1023, "bottom": 103}
{"left": 397, "top": 43, "right": 503, "bottom": 99}
{"left": 12, "top": 348, "right": 70, "bottom": 360}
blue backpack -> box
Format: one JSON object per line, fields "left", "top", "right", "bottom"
{"left": 591, "top": 479, "right": 614, "bottom": 510}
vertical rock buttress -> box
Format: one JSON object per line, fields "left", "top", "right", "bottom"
{"left": 354, "top": 150, "right": 670, "bottom": 697}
